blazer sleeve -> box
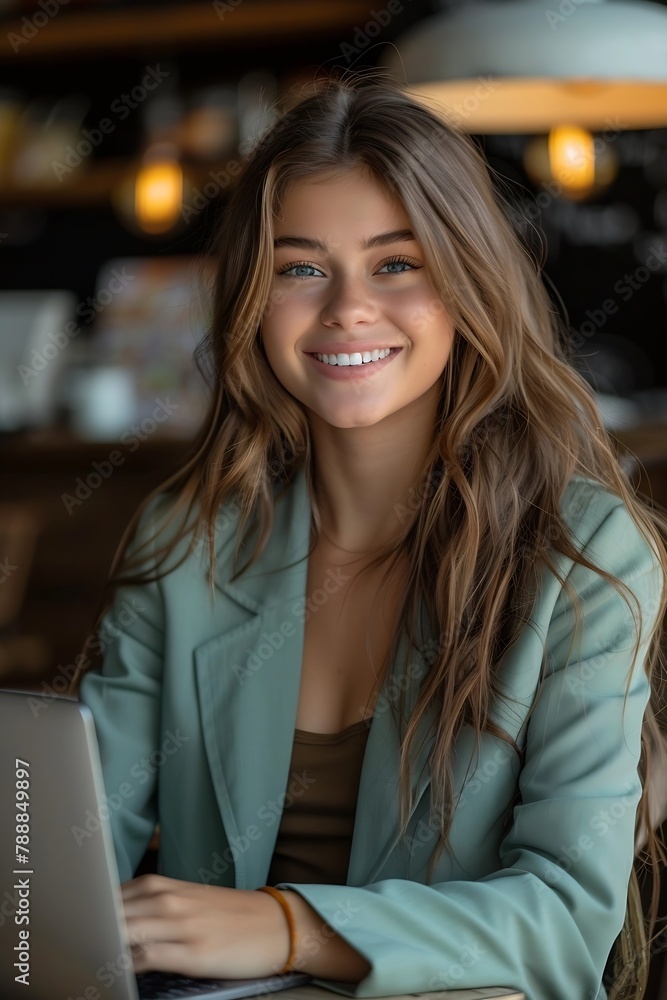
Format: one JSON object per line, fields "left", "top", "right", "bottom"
{"left": 274, "top": 499, "right": 664, "bottom": 1000}
{"left": 77, "top": 497, "right": 167, "bottom": 885}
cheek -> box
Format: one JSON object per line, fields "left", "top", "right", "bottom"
{"left": 261, "top": 312, "right": 301, "bottom": 383}
{"left": 395, "top": 287, "right": 450, "bottom": 336}
{"left": 261, "top": 316, "right": 289, "bottom": 360}
{"left": 262, "top": 297, "right": 307, "bottom": 343}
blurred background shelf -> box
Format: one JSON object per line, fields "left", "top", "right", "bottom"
{"left": 0, "top": 157, "right": 239, "bottom": 207}
{"left": 0, "top": 0, "right": 374, "bottom": 60}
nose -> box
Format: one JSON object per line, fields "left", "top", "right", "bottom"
{"left": 319, "top": 273, "right": 381, "bottom": 330}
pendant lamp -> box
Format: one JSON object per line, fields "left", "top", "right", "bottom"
{"left": 380, "top": 0, "right": 667, "bottom": 133}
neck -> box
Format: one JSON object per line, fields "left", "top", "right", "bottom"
{"left": 307, "top": 383, "right": 441, "bottom": 552}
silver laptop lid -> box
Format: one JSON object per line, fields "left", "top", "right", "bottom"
{"left": 0, "top": 688, "right": 139, "bottom": 1000}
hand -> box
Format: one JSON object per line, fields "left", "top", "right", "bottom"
{"left": 120, "top": 874, "right": 292, "bottom": 979}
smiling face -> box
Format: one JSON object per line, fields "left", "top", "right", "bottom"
{"left": 260, "top": 166, "right": 455, "bottom": 431}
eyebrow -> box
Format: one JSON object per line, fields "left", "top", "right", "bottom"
{"left": 273, "top": 228, "right": 416, "bottom": 252}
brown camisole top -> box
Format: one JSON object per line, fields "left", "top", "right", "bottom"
{"left": 266, "top": 716, "right": 373, "bottom": 886}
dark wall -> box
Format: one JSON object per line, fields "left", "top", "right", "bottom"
{"left": 482, "top": 127, "right": 667, "bottom": 394}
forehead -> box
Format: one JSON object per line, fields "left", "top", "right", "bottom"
{"left": 273, "top": 168, "right": 408, "bottom": 231}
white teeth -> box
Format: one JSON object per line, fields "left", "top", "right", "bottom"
{"left": 314, "top": 348, "right": 393, "bottom": 366}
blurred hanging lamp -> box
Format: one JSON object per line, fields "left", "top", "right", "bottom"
{"left": 134, "top": 143, "right": 183, "bottom": 235}
{"left": 113, "top": 142, "right": 187, "bottom": 236}
{"left": 113, "top": 87, "right": 195, "bottom": 237}
{"left": 380, "top": 0, "right": 667, "bottom": 134}
{"left": 382, "top": 0, "right": 667, "bottom": 200}
{"left": 523, "top": 122, "right": 621, "bottom": 200}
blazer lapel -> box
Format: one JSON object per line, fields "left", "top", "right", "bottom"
{"left": 194, "top": 463, "right": 439, "bottom": 889}
{"left": 195, "top": 602, "right": 308, "bottom": 890}
{"left": 346, "top": 628, "right": 439, "bottom": 886}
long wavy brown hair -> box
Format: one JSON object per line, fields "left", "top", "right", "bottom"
{"left": 69, "top": 68, "right": 667, "bottom": 999}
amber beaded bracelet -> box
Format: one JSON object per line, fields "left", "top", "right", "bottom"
{"left": 256, "top": 885, "right": 298, "bottom": 974}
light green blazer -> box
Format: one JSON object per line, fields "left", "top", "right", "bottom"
{"left": 78, "top": 463, "right": 663, "bottom": 1000}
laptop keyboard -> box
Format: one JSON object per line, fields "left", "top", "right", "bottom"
{"left": 136, "top": 970, "right": 241, "bottom": 998}
{"left": 135, "top": 969, "right": 309, "bottom": 999}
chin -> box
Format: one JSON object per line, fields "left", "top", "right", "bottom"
{"left": 314, "top": 406, "right": 394, "bottom": 429}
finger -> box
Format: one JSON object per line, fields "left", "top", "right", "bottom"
{"left": 121, "top": 874, "right": 174, "bottom": 900}
{"left": 124, "top": 915, "right": 188, "bottom": 948}
{"left": 122, "top": 894, "right": 182, "bottom": 920}
{"left": 130, "top": 940, "right": 203, "bottom": 977}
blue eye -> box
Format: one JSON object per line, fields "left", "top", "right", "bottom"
{"left": 379, "top": 256, "right": 418, "bottom": 274}
{"left": 278, "top": 262, "right": 323, "bottom": 279}
{"left": 276, "top": 255, "right": 421, "bottom": 280}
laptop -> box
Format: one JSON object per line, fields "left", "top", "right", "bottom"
{"left": 0, "top": 689, "right": 312, "bottom": 1000}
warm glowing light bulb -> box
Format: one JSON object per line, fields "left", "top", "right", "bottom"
{"left": 134, "top": 159, "right": 183, "bottom": 234}
{"left": 548, "top": 125, "right": 596, "bottom": 194}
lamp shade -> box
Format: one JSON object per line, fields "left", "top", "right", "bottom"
{"left": 380, "top": 0, "right": 667, "bottom": 132}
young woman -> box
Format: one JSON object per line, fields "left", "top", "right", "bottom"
{"left": 71, "top": 70, "right": 667, "bottom": 1000}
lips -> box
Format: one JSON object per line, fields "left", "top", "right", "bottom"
{"left": 309, "top": 347, "right": 392, "bottom": 366}
{"left": 305, "top": 346, "right": 403, "bottom": 380}
{"left": 307, "top": 345, "right": 402, "bottom": 356}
